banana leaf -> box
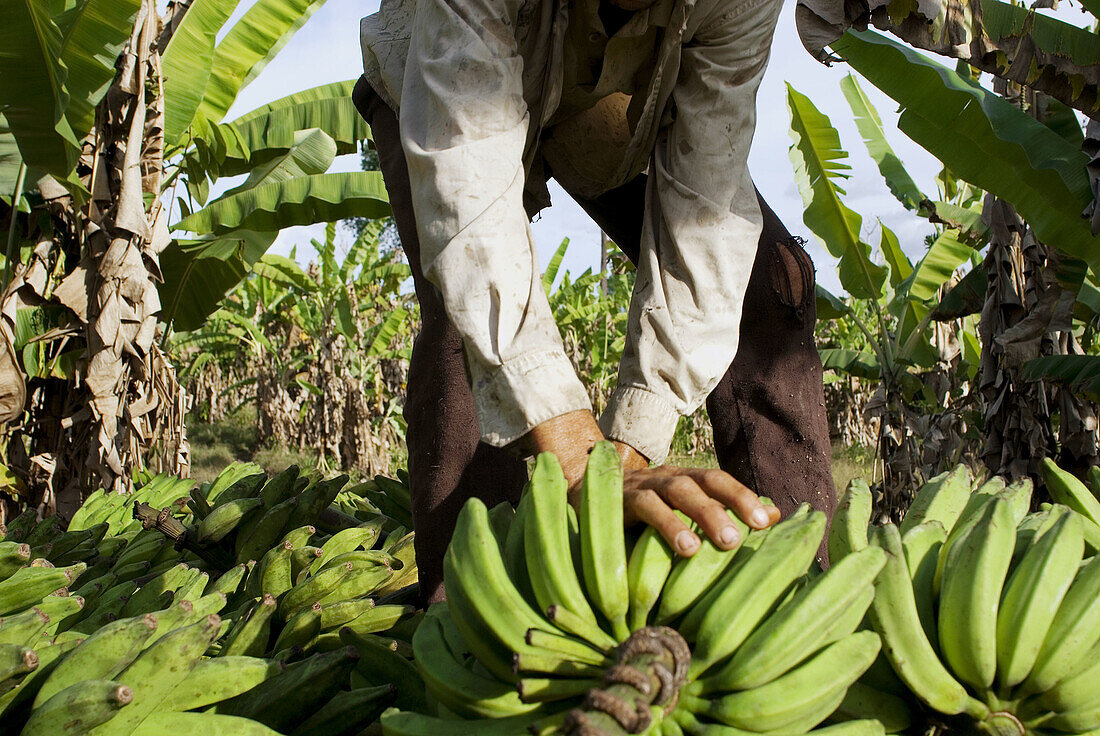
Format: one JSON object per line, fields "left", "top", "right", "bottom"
{"left": 542, "top": 238, "right": 570, "bottom": 292}
{"left": 254, "top": 253, "right": 317, "bottom": 293}
{"left": 815, "top": 284, "right": 850, "bottom": 320}
{"left": 788, "top": 83, "right": 887, "bottom": 301}
{"left": 174, "top": 171, "right": 390, "bottom": 235}
{"left": 0, "top": 0, "right": 80, "bottom": 175}
{"left": 928, "top": 200, "right": 988, "bottom": 242}
{"left": 833, "top": 30, "right": 1100, "bottom": 270}
{"left": 1022, "top": 355, "right": 1100, "bottom": 402}
{"left": 932, "top": 263, "right": 988, "bottom": 321}
{"left": 368, "top": 307, "right": 410, "bottom": 359}
{"left": 57, "top": 0, "right": 141, "bottom": 143}
{"left": 162, "top": 0, "right": 242, "bottom": 144}
{"left": 223, "top": 127, "right": 337, "bottom": 196}
{"left": 903, "top": 229, "right": 974, "bottom": 303}
{"left": 840, "top": 74, "right": 925, "bottom": 212}
{"left": 819, "top": 348, "right": 880, "bottom": 380}
{"left": 879, "top": 225, "right": 912, "bottom": 289}
{"left": 158, "top": 230, "right": 278, "bottom": 331}
{"left": 217, "top": 81, "right": 369, "bottom": 176}
{"left": 0, "top": 115, "right": 36, "bottom": 211}
{"left": 195, "top": 0, "right": 330, "bottom": 125}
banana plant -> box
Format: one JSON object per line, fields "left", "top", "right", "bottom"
{"left": 789, "top": 79, "right": 985, "bottom": 509}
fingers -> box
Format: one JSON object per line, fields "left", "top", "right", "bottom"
{"left": 657, "top": 475, "right": 743, "bottom": 551}
{"left": 625, "top": 489, "right": 700, "bottom": 556}
{"left": 685, "top": 468, "right": 774, "bottom": 530}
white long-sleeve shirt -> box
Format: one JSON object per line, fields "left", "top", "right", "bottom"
{"left": 361, "top": 0, "right": 782, "bottom": 463}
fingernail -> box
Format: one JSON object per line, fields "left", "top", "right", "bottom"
{"left": 751, "top": 508, "right": 772, "bottom": 528}
{"left": 719, "top": 525, "right": 740, "bottom": 547}
{"left": 676, "top": 531, "right": 699, "bottom": 554}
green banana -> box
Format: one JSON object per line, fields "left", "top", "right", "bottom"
{"left": 222, "top": 595, "right": 276, "bottom": 657}
{"left": 411, "top": 606, "right": 535, "bottom": 717}
{"left": 523, "top": 454, "right": 610, "bottom": 648}
{"left": 937, "top": 495, "right": 1015, "bottom": 692}
{"left": 0, "top": 606, "right": 51, "bottom": 646}
{"left": 380, "top": 708, "right": 560, "bottom": 736}
{"left": 215, "top": 646, "right": 360, "bottom": 733}
{"left": 128, "top": 711, "right": 283, "bottom": 736}
{"left": 339, "top": 628, "right": 430, "bottom": 713}
{"left": 866, "top": 524, "right": 986, "bottom": 719}
{"left": 34, "top": 613, "right": 158, "bottom": 707}
{"left": 0, "top": 637, "right": 82, "bottom": 717}
{"left": 0, "top": 642, "right": 38, "bottom": 685}
{"left": 690, "top": 507, "right": 824, "bottom": 676}
{"left": 279, "top": 563, "right": 354, "bottom": 619}
{"left": 502, "top": 490, "right": 537, "bottom": 607}
{"left": 658, "top": 510, "right": 747, "bottom": 624}
{"left": 118, "top": 563, "right": 192, "bottom": 618}
{"left": 160, "top": 657, "right": 284, "bottom": 711}
{"left": 235, "top": 497, "right": 299, "bottom": 564}
{"left": 996, "top": 505, "right": 1083, "bottom": 689}
{"left": 94, "top": 615, "right": 222, "bottom": 735}
{"left": 288, "top": 683, "right": 396, "bottom": 736}
{"left": 897, "top": 464, "right": 970, "bottom": 535}
{"left": 272, "top": 603, "right": 323, "bottom": 652}
{"left": 260, "top": 466, "right": 301, "bottom": 508}
{"left": 830, "top": 478, "right": 873, "bottom": 561}
{"left": 1000, "top": 477, "right": 1034, "bottom": 527}
{"left": 0, "top": 541, "right": 31, "bottom": 579}
{"left": 209, "top": 564, "right": 249, "bottom": 597}
{"left": 1022, "top": 552, "right": 1100, "bottom": 694}
{"left": 829, "top": 681, "right": 915, "bottom": 734}
{"left": 901, "top": 520, "right": 946, "bottom": 649}
{"left": 707, "top": 545, "right": 885, "bottom": 689}
{"left": 259, "top": 541, "right": 294, "bottom": 598}
{"left": 341, "top": 603, "right": 414, "bottom": 635}
{"left": 699, "top": 631, "right": 881, "bottom": 732}
{"left": 1042, "top": 457, "right": 1100, "bottom": 525}
{"left": 578, "top": 442, "right": 630, "bottom": 641}
{"left": 320, "top": 598, "right": 378, "bottom": 630}
{"left": 192, "top": 498, "right": 264, "bottom": 545}
{"left": 0, "top": 563, "right": 82, "bottom": 615}
{"left": 626, "top": 526, "right": 674, "bottom": 632}
{"left": 310, "top": 526, "right": 381, "bottom": 576}
{"left": 1028, "top": 640, "right": 1100, "bottom": 716}
{"left": 21, "top": 679, "right": 133, "bottom": 736}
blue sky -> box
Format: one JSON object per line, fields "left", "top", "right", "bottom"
{"left": 220, "top": 0, "right": 994, "bottom": 293}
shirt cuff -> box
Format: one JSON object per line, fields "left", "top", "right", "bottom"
{"left": 598, "top": 386, "right": 681, "bottom": 465}
{"left": 471, "top": 350, "right": 593, "bottom": 448}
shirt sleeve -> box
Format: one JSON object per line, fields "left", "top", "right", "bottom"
{"left": 398, "top": 0, "right": 592, "bottom": 447}
{"left": 598, "top": 0, "right": 782, "bottom": 464}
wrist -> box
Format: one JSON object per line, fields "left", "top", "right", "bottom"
{"left": 518, "top": 410, "right": 605, "bottom": 492}
{"left": 612, "top": 440, "right": 649, "bottom": 472}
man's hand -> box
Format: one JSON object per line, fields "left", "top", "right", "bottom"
{"left": 519, "top": 410, "right": 780, "bottom": 556}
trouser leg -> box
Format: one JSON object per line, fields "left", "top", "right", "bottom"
{"left": 570, "top": 180, "right": 836, "bottom": 545}
{"left": 352, "top": 78, "right": 528, "bottom": 605}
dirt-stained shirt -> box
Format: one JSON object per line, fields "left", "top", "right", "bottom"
{"left": 360, "top": 0, "right": 782, "bottom": 463}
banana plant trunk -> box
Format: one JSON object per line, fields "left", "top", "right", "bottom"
{"left": 0, "top": 0, "right": 189, "bottom": 521}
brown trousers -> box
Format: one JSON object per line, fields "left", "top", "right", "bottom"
{"left": 352, "top": 78, "right": 836, "bottom": 604}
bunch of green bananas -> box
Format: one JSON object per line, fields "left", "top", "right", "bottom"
{"left": 0, "top": 462, "right": 425, "bottom": 735}
{"left": 831, "top": 462, "right": 1100, "bottom": 736}
{"left": 382, "top": 442, "right": 887, "bottom": 736}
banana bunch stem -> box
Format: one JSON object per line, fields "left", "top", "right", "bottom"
{"left": 561, "top": 626, "right": 690, "bottom": 736}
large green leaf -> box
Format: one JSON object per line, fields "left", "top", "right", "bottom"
{"left": 904, "top": 230, "right": 974, "bottom": 303}
{"left": 1022, "top": 355, "right": 1100, "bottom": 403}
{"left": 833, "top": 30, "right": 1100, "bottom": 270}
{"left": 195, "top": 0, "right": 329, "bottom": 125}
{"left": 839, "top": 74, "right": 925, "bottom": 212}
{"left": 159, "top": 230, "right": 278, "bottom": 331}
{"left": 216, "top": 81, "right": 369, "bottom": 176}
{"left": 819, "top": 348, "right": 880, "bottom": 380}
{"left": 369, "top": 307, "right": 410, "bottom": 357}
{"left": 815, "top": 284, "right": 850, "bottom": 320}
{"left": 0, "top": 114, "right": 36, "bottom": 210}
{"left": 0, "top": 0, "right": 78, "bottom": 175}
{"left": 162, "top": 0, "right": 241, "bottom": 144}
{"left": 57, "top": 0, "right": 140, "bottom": 142}
{"left": 788, "top": 83, "right": 887, "bottom": 300}
{"left": 542, "top": 238, "right": 570, "bottom": 292}
{"left": 879, "top": 225, "right": 911, "bottom": 289}
{"left": 932, "top": 263, "right": 987, "bottom": 321}
{"left": 223, "top": 127, "right": 336, "bottom": 196}
{"left": 174, "top": 171, "right": 390, "bottom": 235}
